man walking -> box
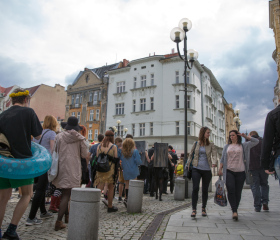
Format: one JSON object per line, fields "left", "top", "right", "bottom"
{"left": 0, "top": 89, "right": 42, "bottom": 240}
{"left": 249, "top": 131, "right": 269, "bottom": 212}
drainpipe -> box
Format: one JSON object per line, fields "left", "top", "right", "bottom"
{"left": 200, "top": 71, "right": 204, "bottom": 127}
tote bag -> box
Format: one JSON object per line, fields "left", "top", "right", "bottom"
{"left": 48, "top": 141, "right": 59, "bottom": 182}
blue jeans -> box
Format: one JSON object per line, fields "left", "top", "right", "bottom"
{"left": 275, "top": 155, "right": 280, "bottom": 184}
{"left": 250, "top": 169, "right": 269, "bottom": 210}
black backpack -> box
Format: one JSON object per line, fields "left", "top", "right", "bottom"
{"left": 96, "top": 145, "right": 114, "bottom": 173}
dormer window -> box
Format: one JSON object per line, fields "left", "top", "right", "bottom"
{"left": 86, "top": 75, "right": 89, "bottom": 83}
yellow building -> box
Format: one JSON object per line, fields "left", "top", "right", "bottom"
{"left": 269, "top": 0, "right": 280, "bottom": 106}
{"left": 223, "top": 98, "right": 237, "bottom": 141}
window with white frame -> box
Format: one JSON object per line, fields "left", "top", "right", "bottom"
{"left": 71, "top": 112, "right": 75, "bottom": 117}
{"left": 141, "top": 75, "right": 146, "bottom": 87}
{"left": 89, "top": 92, "right": 93, "bottom": 102}
{"left": 150, "top": 97, "right": 154, "bottom": 110}
{"left": 176, "top": 121, "right": 179, "bottom": 135}
{"left": 187, "top": 96, "right": 190, "bottom": 108}
{"left": 140, "top": 123, "right": 145, "bottom": 136}
{"left": 98, "top": 91, "right": 101, "bottom": 100}
{"left": 151, "top": 74, "right": 154, "bottom": 86}
{"left": 77, "top": 112, "right": 81, "bottom": 123}
{"left": 89, "top": 110, "right": 94, "bottom": 121}
{"left": 150, "top": 122, "right": 153, "bottom": 135}
{"left": 88, "top": 130, "right": 92, "bottom": 140}
{"left": 116, "top": 103, "right": 124, "bottom": 115}
{"left": 117, "top": 81, "right": 125, "bottom": 93}
{"left": 140, "top": 98, "right": 146, "bottom": 111}
{"left": 133, "top": 100, "right": 136, "bottom": 112}
{"left": 75, "top": 94, "right": 79, "bottom": 104}
{"left": 206, "top": 106, "right": 209, "bottom": 117}
{"left": 93, "top": 91, "right": 98, "bottom": 105}
{"left": 134, "top": 77, "right": 137, "bottom": 88}
{"left": 176, "top": 95, "right": 179, "bottom": 108}
{"left": 96, "top": 109, "right": 100, "bottom": 120}
{"left": 175, "top": 71, "right": 179, "bottom": 83}
{"left": 187, "top": 122, "right": 190, "bottom": 135}
{"left": 132, "top": 124, "right": 135, "bottom": 136}
{"left": 187, "top": 72, "right": 190, "bottom": 84}
{"left": 80, "top": 95, "right": 83, "bottom": 103}
{"left": 71, "top": 95, "right": 75, "bottom": 105}
{"left": 94, "top": 129, "right": 98, "bottom": 140}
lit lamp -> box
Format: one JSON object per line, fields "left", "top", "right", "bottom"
{"left": 233, "top": 109, "right": 241, "bottom": 131}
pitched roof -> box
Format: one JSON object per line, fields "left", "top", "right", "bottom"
{"left": 0, "top": 85, "right": 15, "bottom": 96}
{"left": 72, "top": 62, "right": 120, "bottom": 85}
{"left": 27, "top": 85, "right": 41, "bottom": 97}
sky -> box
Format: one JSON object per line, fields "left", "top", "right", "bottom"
{"left": 0, "top": 0, "right": 277, "bottom": 136}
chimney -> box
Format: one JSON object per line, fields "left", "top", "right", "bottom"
{"left": 171, "top": 48, "right": 175, "bottom": 54}
{"left": 123, "top": 59, "right": 129, "bottom": 67}
{"left": 84, "top": 67, "right": 89, "bottom": 71}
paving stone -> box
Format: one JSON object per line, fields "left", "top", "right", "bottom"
{"left": 227, "top": 228, "right": 262, "bottom": 236}
{"left": 198, "top": 227, "right": 229, "bottom": 234}
{"left": 209, "top": 234, "right": 243, "bottom": 240}
{"left": 176, "top": 232, "right": 209, "bottom": 240}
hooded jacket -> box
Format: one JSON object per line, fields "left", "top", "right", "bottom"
{"left": 52, "top": 130, "right": 88, "bottom": 189}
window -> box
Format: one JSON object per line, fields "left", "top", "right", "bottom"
{"left": 151, "top": 74, "right": 154, "bottom": 86}
{"left": 99, "top": 91, "right": 101, "bottom": 100}
{"left": 116, "top": 103, "right": 124, "bottom": 115}
{"left": 206, "top": 106, "right": 208, "bottom": 117}
{"left": 71, "top": 112, "right": 75, "bottom": 117}
{"left": 176, "top": 121, "right": 179, "bottom": 135}
{"left": 94, "top": 129, "right": 98, "bottom": 140}
{"left": 187, "top": 122, "right": 190, "bottom": 135}
{"left": 140, "top": 123, "right": 145, "bottom": 136}
{"left": 132, "top": 124, "right": 135, "bottom": 136}
{"left": 141, "top": 75, "right": 146, "bottom": 87}
{"left": 133, "top": 100, "right": 136, "bottom": 112}
{"left": 75, "top": 94, "right": 79, "bottom": 104}
{"left": 77, "top": 112, "right": 81, "bottom": 123}
{"left": 176, "top": 95, "right": 179, "bottom": 108}
{"left": 119, "top": 125, "right": 124, "bottom": 137}
{"left": 80, "top": 95, "right": 83, "bottom": 103}
{"left": 88, "top": 130, "right": 92, "bottom": 140}
{"left": 71, "top": 95, "right": 75, "bottom": 105}
{"left": 134, "top": 77, "right": 137, "bottom": 88}
{"left": 117, "top": 81, "right": 125, "bottom": 93}
{"left": 140, "top": 98, "right": 146, "bottom": 111}
{"left": 150, "top": 122, "right": 153, "bottom": 136}
{"left": 175, "top": 71, "right": 179, "bottom": 83}
{"left": 89, "top": 92, "right": 93, "bottom": 102}
{"left": 96, "top": 109, "right": 100, "bottom": 120}
{"left": 150, "top": 97, "right": 154, "bottom": 110}
{"left": 93, "top": 91, "right": 98, "bottom": 105}
{"left": 141, "top": 66, "right": 146, "bottom": 69}
{"left": 187, "top": 96, "right": 190, "bottom": 108}
{"left": 89, "top": 110, "right": 94, "bottom": 121}
{"left": 187, "top": 72, "right": 190, "bottom": 84}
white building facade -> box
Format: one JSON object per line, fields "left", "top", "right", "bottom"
{"left": 106, "top": 54, "right": 226, "bottom": 158}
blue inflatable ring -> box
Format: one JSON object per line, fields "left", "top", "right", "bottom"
{"left": 0, "top": 142, "right": 52, "bottom": 179}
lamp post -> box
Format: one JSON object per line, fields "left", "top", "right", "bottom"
{"left": 170, "top": 18, "right": 198, "bottom": 168}
{"left": 110, "top": 122, "right": 128, "bottom": 138}
{"left": 233, "top": 109, "right": 242, "bottom": 131}
{"left": 116, "top": 120, "right": 121, "bottom": 137}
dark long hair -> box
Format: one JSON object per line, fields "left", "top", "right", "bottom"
{"left": 198, "top": 127, "right": 210, "bottom": 146}
{"left": 228, "top": 130, "right": 242, "bottom": 145}
{"left": 102, "top": 130, "right": 114, "bottom": 147}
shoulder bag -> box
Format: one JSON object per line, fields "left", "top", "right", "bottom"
{"left": 96, "top": 144, "right": 114, "bottom": 173}
{"left": 185, "top": 141, "right": 198, "bottom": 180}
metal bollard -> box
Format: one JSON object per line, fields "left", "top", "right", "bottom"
{"left": 174, "top": 178, "right": 185, "bottom": 201}
{"left": 68, "top": 188, "right": 101, "bottom": 240}
{"left": 127, "top": 180, "right": 144, "bottom": 213}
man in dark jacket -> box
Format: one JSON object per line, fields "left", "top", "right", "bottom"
{"left": 148, "top": 144, "right": 155, "bottom": 197}
{"left": 261, "top": 105, "right": 280, "bottom": 181}
{"left": 249, "top": 131, "right": 269, "bottom": 212}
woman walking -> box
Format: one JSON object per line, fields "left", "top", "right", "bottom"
{"left": 52, "top": 116, "right": 88, "bottom": 230}
{"left": 218, "top": 130, "right": 259, "bottom": 220}
{"left": 26, "top": 115, "right": 58, "bottom": 226}
{"left": 120, "top": 138, "right": 141, "bottom": 207}
{"left": 95, "top": 130, "right": 119, "bottom": 212}
{"left": 187, "top": 127, "right": 217, "bottom": 218}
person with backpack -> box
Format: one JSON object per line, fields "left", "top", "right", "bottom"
{"left": 95, "top": 130, "right": 119, "bottom": 213}
{"left": 187, "top": 127, "right": 217, "bottom": 218}
{"left": 248, "top": 131, "right": 269, "bottom": 212}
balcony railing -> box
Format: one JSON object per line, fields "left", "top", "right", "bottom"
{"left": 70, "top": 104, "right": 81, "bottom": 109}
{"left": 87, "top": 101, "right": 101, "bottom": 107}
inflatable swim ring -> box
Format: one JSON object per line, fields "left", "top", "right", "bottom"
{"left": 0, "top": 142, "right": 52, "bottom": 179}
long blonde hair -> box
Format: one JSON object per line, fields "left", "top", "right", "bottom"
{"left": 121, "top": 138, "right": 135, "bottom": 158}
{"left": 43, "top": 115, "right": 58, "bottom": 132}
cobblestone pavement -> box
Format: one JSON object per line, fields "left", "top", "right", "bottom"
{"left": 2, "top": 183, "right": 198, "bottom": 240}
{"left": 164, "top": 176, "right": 280, "bottom": 240}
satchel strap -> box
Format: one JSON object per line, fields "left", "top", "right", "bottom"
{"left": 99, "top": 144, "right": 114, "bottom": 155}
{"left": 190, "top": 141, "right": 198, "bottom": 165}
{"left": 39, "top": 130, "right": 51, "bottom": 145}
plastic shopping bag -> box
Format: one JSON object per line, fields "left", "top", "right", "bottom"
{"left": 214, "top": 176, "right": 227, "bottom": 207}
{"left": 48, "top": 142, "right": 59, "bottom": 182}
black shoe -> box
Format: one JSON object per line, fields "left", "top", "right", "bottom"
{"left": 254, "top": 208, "right": 261, "bottom": 212}
{"left": 263, "top": 204, "right": 269, "bottom": 211}
{"left": 107, "top": 206, "right": 118, "bottom": 213}
{"left": 2, "top": 231, "right": 21, "bottom": 240}
{"left": 150, "top": 193, "right": 154, "bottom": 197}
{"left": 159, "top": 195, "right": 162, "bottom": 201}
{"left": 118, "top": 197, "right": 123, "bottom": 202}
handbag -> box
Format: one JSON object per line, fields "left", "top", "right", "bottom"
{"left": 185, "top": 141, "right": 198, "bottom": 180}
{"left": 48, "top": 141, "right": 59, "bottom": 182}
{"left": 214, "top": 176, "right": 228, "bottom": 207}
{"left": 96, "top": 144, "right": 114, "bottom": 173}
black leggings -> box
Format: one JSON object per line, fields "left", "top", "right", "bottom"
{"left": 57, "top": 189, "right": 71, "bottom": 221}
{"left": 192, "top": 168, "right": 212, "bottom": 210}
{"left": 28, "top": 172, "right": 48, "bottom": 219}
{"left": 226, "top": 170, "right": 246, "bottom": 213}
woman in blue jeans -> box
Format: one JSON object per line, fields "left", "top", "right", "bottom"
{"left": 187, "top": 127, "right": 217, "bottom": 218}
{"left": 219, "top": 130, "right": 259, "bottom": 220}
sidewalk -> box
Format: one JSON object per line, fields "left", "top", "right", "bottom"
{"left": 163, "top": 176, "right": 280, "bottom": 240}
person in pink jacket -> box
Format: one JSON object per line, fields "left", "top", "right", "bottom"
{"left": 52, "top": 116, "right": 89, "bottom": 231}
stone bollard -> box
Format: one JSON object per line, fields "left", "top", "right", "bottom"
{"left": 174, "top": 178, "right": 185, "bottom": 201}
{"left": 127, "top": 180, "right": 144, "bottom": 213}
{"left": 187, "top": 179, "right": 193, "bottom": 198}
{"left": 68, "top": 188, "right": 101, "bottom": 240}
{"left": 208, "top": 178, "right": 212, "bottom": 192}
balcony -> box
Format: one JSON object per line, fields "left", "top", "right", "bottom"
{"left": 130, "top": 85, "right": 157, "bottom": 91}
{"left": 113, "top": 91, "right": 128, "bottom": 96}
{"left": 87, "top": 101, "right": 101, "bottom": 107}
{"left": 205, "top": 93, "right": 212, "bottom": 102}
{"left": 70, "top": 104, "right": 81, "bottom": 109}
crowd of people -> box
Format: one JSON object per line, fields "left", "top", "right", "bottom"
{"left": 0, "top": 88, "right": 279, "bottom": 239}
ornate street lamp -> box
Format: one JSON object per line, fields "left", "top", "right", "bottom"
{"left": 116, "top": 119, "right": 121, "bottom": 137}
{"left": 170, "top": 18, "right": 199, "bottom": 170}
{"left": 233, "top": 109, "right": 242, "bottom": 131}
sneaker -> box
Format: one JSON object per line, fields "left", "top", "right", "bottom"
{"left": 254, "top": 208, "right": 261, "bottom": 212}
{"left": 2, "top": 231, "right": 21, "bottom": 240}
{"left": 102, "top": 198, "right": 108, "bottom": 207}
{"left": 40, "top": 212, "right": 53, "bottom": 219}
{"left": 123, "top": 198, "right": 127, "bottom": 208}
{"left": 107, "top": 206, "right": 118, "bottom": 213}
{"left": 25, "top": 217, "right": 43, "bottom": 226}
{"left": 118, "top": 197, "right": 123, "bottom": 202}
{"left": 263, "top": 204, "right": 269, "bottom": 211}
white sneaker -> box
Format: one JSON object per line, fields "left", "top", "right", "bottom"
{"left": 40, "top": 212, "right": 53, "bottom": 219}
{"left": 26, "top": 217, "right": 43, "bottom": 226}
